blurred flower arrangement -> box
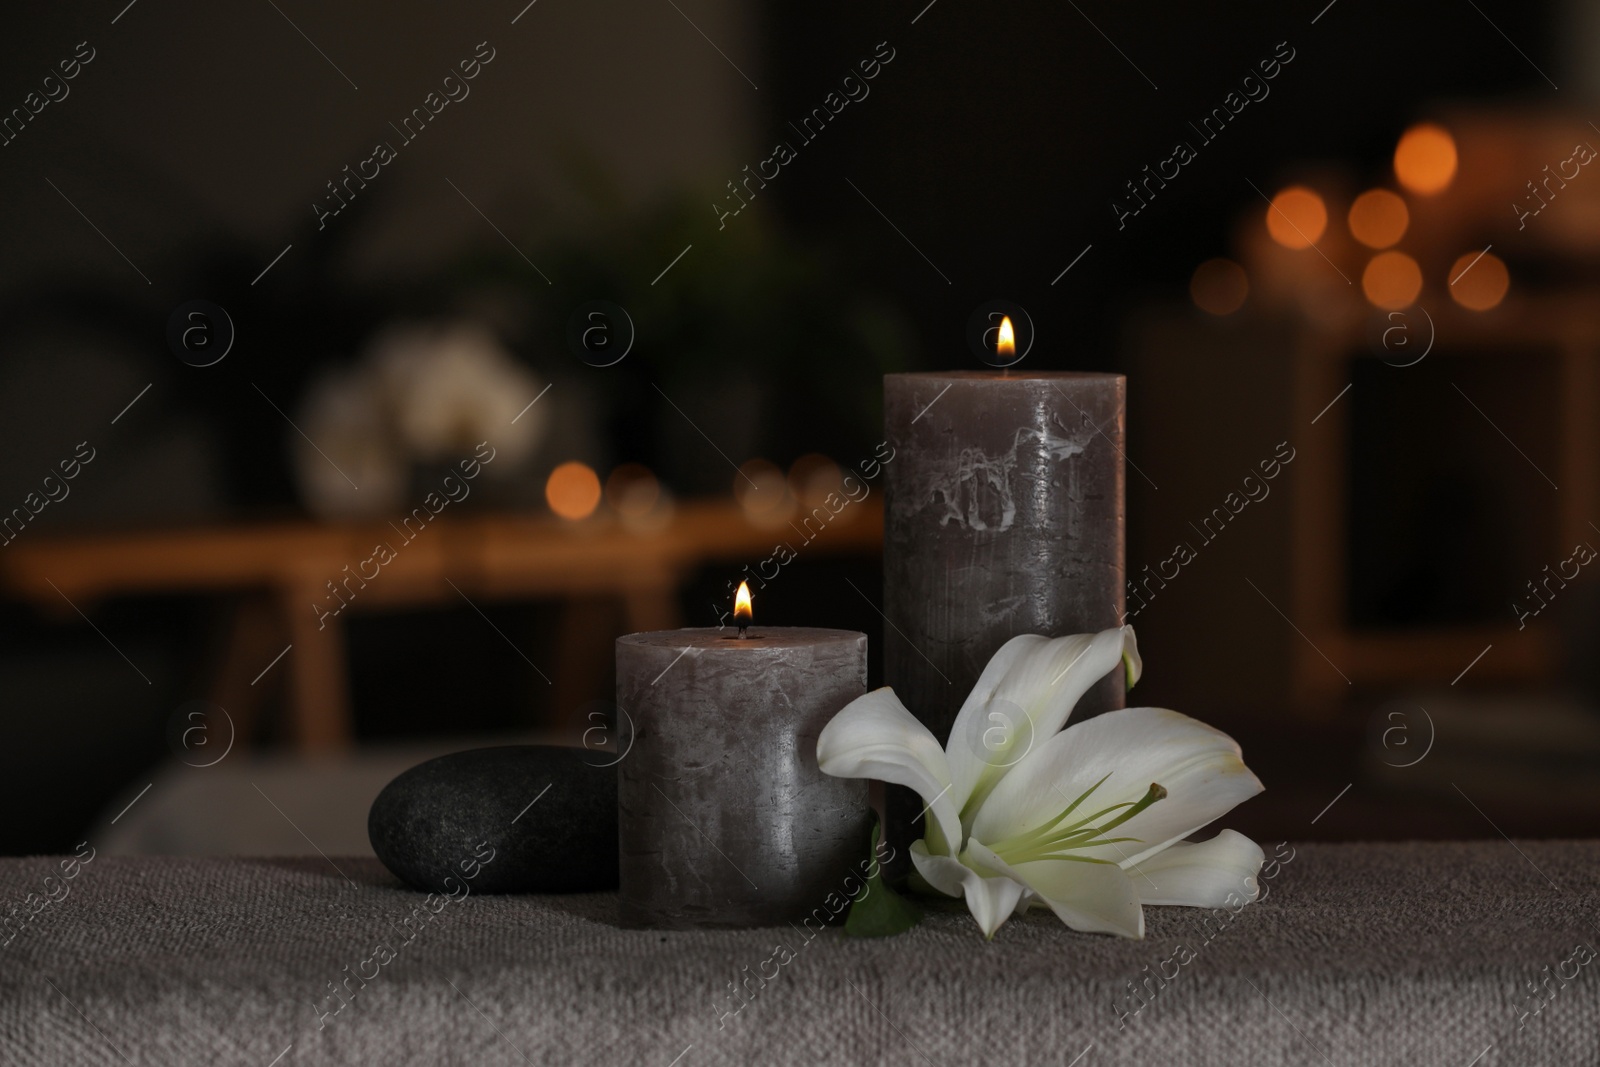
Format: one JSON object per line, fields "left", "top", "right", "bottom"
{"left": 294, "top": 321, "right": 546, "bottom": 520}
{"left": 0, "top": 141, "right": 911, "bottom": 532}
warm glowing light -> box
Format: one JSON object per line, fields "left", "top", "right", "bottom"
{"left": 605, "top": 463, "right": 661, "bottom": 519}
{"left": 1394, "top": 123, "right": 1457, "bottom": 195}
{"left": 1265, "top": 186, "right": 1328, "bottom": 249}
{"left": 734, "top": 459, "right": 789, "bottom": 517}
{"left": 1449, "top": 250, "right": 1510, "bottom": 311}
{"left": 1348, "top": 189, "right": 1410, "bottom": 249}
{"left": 1361, "top": 251, "right": 1423, "bottom": 310}
{"left": 996, "top": 315, "right": 1016, "bottom": 358}
{"left": 546, "top": 461, "right": 602, "bottom": 520}
{"left": 788, "top": 453, "right": 843, "bottom": 507}
{"left": 734, "top": 580, "right": 753, "bottom": 627}
{"left": 1189, "top": 258, "right": 1249, "bottom": 316}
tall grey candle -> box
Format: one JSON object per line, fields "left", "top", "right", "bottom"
{"left": 883, "top": 371, "right": 1127, "bottom": 741}
{"left": 616, "top": 626, "right": 870, "bottom": 928}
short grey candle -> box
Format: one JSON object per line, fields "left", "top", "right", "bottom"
{"left": 883, "top": 371, "right": 1127, "bottom": 740}
{"left": 616, "top": 627, "right": 870, "bottom": 928}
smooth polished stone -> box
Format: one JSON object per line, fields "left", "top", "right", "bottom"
{"left": 368, "top": 745, "right": 618, "bottom": 894}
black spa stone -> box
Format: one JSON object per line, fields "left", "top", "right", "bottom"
{"left": 368, "top": 745, "right": 618, "bottom": 894}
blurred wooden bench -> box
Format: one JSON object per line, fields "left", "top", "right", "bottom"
{"left": 0, "top": 500, "right": 882, "bottom": 750}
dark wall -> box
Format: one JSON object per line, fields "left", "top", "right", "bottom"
{"left": 0, "top": 2, "right": 1556, "bottom": 381}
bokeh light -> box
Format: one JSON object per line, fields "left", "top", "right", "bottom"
{"left": 546, "top": 461, "right": 602, "bottom": 521}
{"left": 606, "top": 463, "right": 673, "bottom": 533}
{"left": 1449, "top": 250, "right": 1510, "bottom": 311}
{"left": 1189, "top": 258, "right": 1250, "bottom": 316}
{"left": 788, "top": 453, "right": 844, "bottom": 508}
{"left": 1265, "top": 186, "right": 1328, "bottom": 249}
{"left": 1394, "top": 123, "right": 1457, "bottom": 195}
{"left": 605, "top": 463, "right": 661, "bottom": 518}
{"left": 734, "top": 459, "right": 790, "bottom": 519}
{"left": 1348, "top": 190, "right": 1410, "bottom": 249}
{"left": 1362, "top": 251, "right": 1423, "bottom": 310}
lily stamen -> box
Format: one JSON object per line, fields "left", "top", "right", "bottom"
{"left": 995, "top": 783, "right": 1168, "bottom": 865}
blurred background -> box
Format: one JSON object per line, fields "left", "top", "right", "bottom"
{"left": 1, "top": 0, "right": 1596, "bottom": 856}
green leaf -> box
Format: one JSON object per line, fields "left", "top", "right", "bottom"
{"left": 844, "top": 820, "right": 923, "bottom": 938}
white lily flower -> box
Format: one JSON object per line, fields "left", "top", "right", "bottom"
{"left": 817, "top": 627, "right": 1265, "bottom": 939}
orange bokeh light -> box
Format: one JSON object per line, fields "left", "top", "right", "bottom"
{"left": 1449, "top": 250, "right": 1510, "bottom": 311}
{"left": 605, "top": 463, "right": 661, "bottom": 519}
{"left": 1348, "top": 189, "right": 1410, "bottom": 249}
{"left": 546, "top": 461, "right": 602, "bottom": 520}
{"left": 1265, "top": 186, "right": 1328, "bottom": 249}
{"left": 788, "top": 453, "right": 843, "bottom": 507}
{"left": 734, "top": 459, "right": 788, "bottom": 516}
{"left": 1362, "top": 251, "right": 1423, "bottom": 310}
{"left": 1190, "top": 258, "right": 1249, "bottom": 316}
{"left": 1394, "top": 123, "right": 1457, "bottom": 195}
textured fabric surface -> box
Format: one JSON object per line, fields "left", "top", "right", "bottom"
{"left": 1, "top": 842, "right": 1596, "bottom": 1066}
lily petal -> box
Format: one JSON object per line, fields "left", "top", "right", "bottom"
{"left": 947, "top": 627, "right": 1141, "bottom": 817}
{"left": 971, "top": 706, "right": 1263, "bottom": 869}
{"left": 909, "top": 840, "right": 1026, "bottom": 939}
{"left": 1125, "top": 829, "right": 1265, "bottom": 908}
{"left": 817, "top": 687, "right": 962, "bottom": 853}
{"left": 982, "top": 843, "right": 1145, "bottom": 938}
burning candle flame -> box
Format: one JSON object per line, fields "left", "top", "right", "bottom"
{"left": 996, "top": 315, "right": 1016, "bottom": 358}
{"left": 734, "top": 581, "right": 753, "bottom": 630}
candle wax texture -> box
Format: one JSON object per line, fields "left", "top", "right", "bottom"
{"left": 884, "top": 371, "right": 1128, "bottom": 739}
{"left": 617, "top": 627, "right": 870, "bottom": 928}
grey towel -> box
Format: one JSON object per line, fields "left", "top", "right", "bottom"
{"left": 1, "top": 842, "right": 1595, "bottom": 1065}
